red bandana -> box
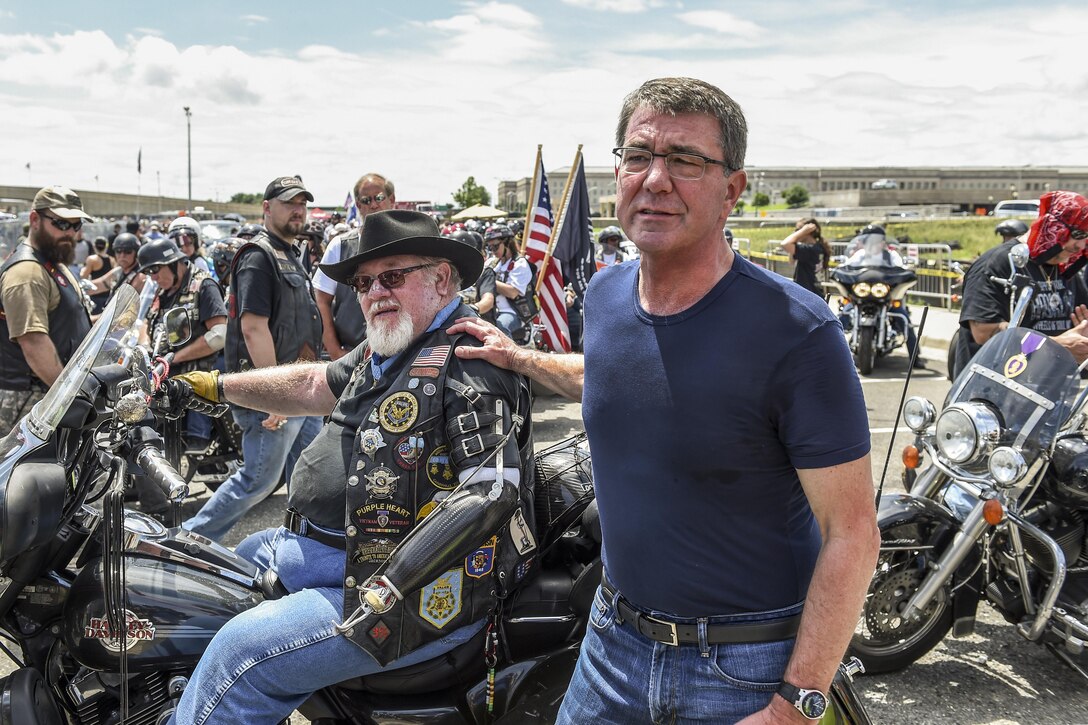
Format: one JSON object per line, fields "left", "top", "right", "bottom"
{"left": 1027, "top": 190, "right": 1088, "bottom": 277}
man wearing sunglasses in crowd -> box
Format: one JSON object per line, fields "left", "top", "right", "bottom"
{"left": 954, "top": 190, "right": 1088, "bottom": 377}
{"left": 181, "top": 175, "right": 325, "bottom": 542}
{"left": 0, "top": 186, "right": 94, "bottom": 436}
{"left": 313, "top": 172, "right": 397, "bottom": 360}
{"left": 162, "top": 210, "right": 534, "bottom": 723}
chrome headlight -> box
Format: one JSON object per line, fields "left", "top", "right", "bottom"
{"left": 870, "top": 282, "right": 890, "bottom": 298}
{"left": 903, "top": 397, "right": 936, "bottom": 433}
{"left": 988, "top": 446, "right": 1027, "bottom": 485}
{"left": 934, "top": 402, "right": 1001, "bottom": 465}
{"left": 852, "top": 282, "right": 871, "bottom": 298}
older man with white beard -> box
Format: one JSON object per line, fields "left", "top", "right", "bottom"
{"left": 164, "top": 210, "right": 536, "bottom": 724}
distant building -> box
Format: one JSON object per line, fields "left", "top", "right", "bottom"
{"left": 498, "top": 167, "right": 616, "bottom": 217}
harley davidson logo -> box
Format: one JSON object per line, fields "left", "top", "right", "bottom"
{"left": 84, "top": 610, "right": 157, "bottom": 652}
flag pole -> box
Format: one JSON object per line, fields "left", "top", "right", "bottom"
{"left": 519, "top": 145, "right": 542, "bottom": 256}
{"left": 537, "top": 145, "right": 582, "bottom": 295}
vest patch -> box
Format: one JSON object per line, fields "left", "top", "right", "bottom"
{"left": 379, "top": 391, "right": 418, "bottom": 433}
{"left": 393, "top": 434, "right": 426, "bottom": 470}
{"left": 364, "top": 465, "right": 399, "bottom": 499}
{"left": 465, "top": 536, "right": 497, "bottom": 579}
{"left": 420, "top": 569, "right": 463, "bottom": 628}
{"left": 426, "top": 444, "right": 457, "bottom": 489}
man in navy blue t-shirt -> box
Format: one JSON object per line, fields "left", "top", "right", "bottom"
{"left": 450, "top": 77, "right": 879, "bottom": 724}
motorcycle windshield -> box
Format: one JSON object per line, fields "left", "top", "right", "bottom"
{"left": 26, "top": 285, "right": 143, "bottom": 440}
{"left": 844, "top": 234, "right": 892, "bottom": 267}
{"left": 945, "top": 327, "right": 1078, "bottom": 456}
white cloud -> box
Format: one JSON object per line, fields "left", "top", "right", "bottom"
{"left": 561, "top": 0, "right": 667, "bottom": 12}
{"left": 240, "top": 15, "right": 269, "bottom": 24}
{"left": 2, "top": 3, "right": 1088, "bottom": 207}
{"left": 676, "top": 10, "right": 764, "bottom": 37}
{"left": 132, "top": 27, "right": 163, "bottom": 37}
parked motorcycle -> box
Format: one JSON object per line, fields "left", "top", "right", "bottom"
{"left": 0, "top": 286, "right": 872, "bottom": 724}
{"left": 850, "top": 321, "right": 1088, "bottom": 679}
{"left": 830, "top": 235, "right": 918, "bottom": 375}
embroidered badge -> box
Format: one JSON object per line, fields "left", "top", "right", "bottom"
{"left": 364, "top": 466, "right": 400, "bottom": 499}
{"left": 408, "top": 378, "right": 420, "bottom": 390}
{"left": 515, "top": 556, "right": 536, "bottom": 583}
{"left": 394, "top": 434, "right": 426, "bottom": 470}
{"left": 358, "top": 428, "right": 386, "bottom": 460}
{"left": 368, "top": 619, "right": 391, "bottom": 645}
{"left": 379, "top": 392, "right": 418, "bottom": 433}
{"left": 508, "top": 509, "right": 537, "bottom": 555}
{"left": 354, "top": 503, "right": 412, "bottom": 535}
{"left": 417, "top": 500, "right": 438, "bottom": 522}
{"left": 465, "top": 536, "right": 497, "bottom": 579}
{"left": 413, "top": 345, "right": 451, "bottom": 367}
{"left": 353, "top": 538, "right": 397, "bottom": 565}
{"left": 409, "top": 366, "right": 441, "bottom": 379}
{"left": 420, "top": 569, "right": 463, "bottom": 628}
{"left": 426, "top": 445, "right": 458, "bottom": 490}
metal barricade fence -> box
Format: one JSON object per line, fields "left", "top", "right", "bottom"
{"left": 738, "top": 239, "right": 958, "bottom": 308}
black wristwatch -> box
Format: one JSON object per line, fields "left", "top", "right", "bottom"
{"left": 777, "top": 680, "right": 828, "bottom": 720}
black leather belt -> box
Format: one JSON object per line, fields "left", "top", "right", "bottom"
{"left": 601, "top": 575, "right": 801, "bottom": 646}
{"left": 284, "top": 509, "right": 345, "bottom": 550}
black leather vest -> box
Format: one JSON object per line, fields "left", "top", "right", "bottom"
{"left": 339, "top": 325, "right": 535, "bottom": 665}
{"left": 0, "top": 244, "right": 92, "bottom": 390}
{"left": 225, "top": 233, "right": 323, "bottom": 372}
{"left": 331, "top": 232, "right": 367, "bottom": 350}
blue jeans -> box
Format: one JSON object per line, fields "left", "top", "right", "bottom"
{"left": 168, "top": 527, "right": 484, "bottom": 725}
{"left": 495, "top": 309, "right": 524, "bottom": 341}
{"left": 556, "top": 586, "right": 800, "bottom": 724}
{"left": 183, "top": 407, "right": 322, "bottom": 542}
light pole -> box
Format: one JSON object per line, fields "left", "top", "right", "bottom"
{"left": 183, "top": 106, "right": 192, "bottom": 208}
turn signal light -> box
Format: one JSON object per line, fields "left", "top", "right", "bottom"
{"left": 983, "top": 498, "right": 1005, "bottom": 525}
{"left": 902, "top": 444, "right": 920, "bottom": 469}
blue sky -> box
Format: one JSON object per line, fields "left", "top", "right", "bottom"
{"left": 1, "top": 1, "right": 1084, "bottom": 206}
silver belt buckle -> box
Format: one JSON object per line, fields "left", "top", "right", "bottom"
{"left": 646, "top": 615, "right": 678, "bottom": 646}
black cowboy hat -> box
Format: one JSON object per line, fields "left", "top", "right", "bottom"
{"left": 320, "top": 210, "right": 483, "bottom": 290}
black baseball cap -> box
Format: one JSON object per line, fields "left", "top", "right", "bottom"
{"left": 264, "top": 175, "right": 314, "bottom": 203}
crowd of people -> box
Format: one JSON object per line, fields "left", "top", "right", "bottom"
{"left": 2, "top": 73, "right": 1087, "bottom": 724}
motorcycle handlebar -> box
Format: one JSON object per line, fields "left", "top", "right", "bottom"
{"left": 135, "top": 446, "right": 189, "bottom": 501}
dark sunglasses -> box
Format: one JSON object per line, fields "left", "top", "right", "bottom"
{"left": 145, "top": 265, "right": 164, "bottom": 274}
{"left": 347, "top": 263, "right": 434, "bottom": 294}
{"left": 1059, "top": 220, "right": 1088, "bottom": 240}
{"left": 41, "top": 212, "right": 83, "bottom": 232}
{"left": 357, "top": 193, "right": 387, "bottom": 206}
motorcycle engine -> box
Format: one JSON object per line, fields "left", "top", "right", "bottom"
{"left": 47, "top": 644, "right": 174, "bottom": 725}
{"left": 1045, "top": 435, "right": 1088, "bottom": 508}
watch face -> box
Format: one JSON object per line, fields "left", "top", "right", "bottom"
{"left": 800, "top": 691, "right": 828, "bottom": 719}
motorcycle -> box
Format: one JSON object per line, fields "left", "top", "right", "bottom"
{"left": 830, "top": 234, "right": 918, "bottom": 375}
{"left": 850, "top": 316, "right": 1088, "bottom": 678}
{"left": 0, "top": 285, "right": 871, "bottom": 724}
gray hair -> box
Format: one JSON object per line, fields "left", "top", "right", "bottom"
{"left": 615, "top": 77, "right": 747, "bottom": 173}
{"left": 354, "top": 173, "right": 395, "bottom": 201}
{"left": 419, "top": 255, "right": 462, "bottom": 297}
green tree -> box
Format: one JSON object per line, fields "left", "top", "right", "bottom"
{"left": 753, "top": 192, "right": 770, "bottom": 208}
{"left": 734, "top": 199, "right": 747, "bottom": 215}
{"left": 230, "top": 192, "right": 262, "bottom": 204}
{"left": 453, "top": 176, "right": 491, "bottom": 208}
{"left": 783, "top": 184, "right": 810, "bottom": 208}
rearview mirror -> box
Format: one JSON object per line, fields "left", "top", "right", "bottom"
{"left": 164, "top": 308, "right": 192, "bottom": 348}
{"left": 1009, "top": 243, "right": 1029, "bottom": 270}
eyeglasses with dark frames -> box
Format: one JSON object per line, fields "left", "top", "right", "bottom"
{"left": 40, "top": 212, "right": 83, "bottom": 232}
{"left": 347, "top": 263, "right": 435, "bottom": 294}
{"left": 612, "top": 146, "right": 732, "bottom": 181}
{"left": 357, "top": 193, "right": 388, "bottom": 206}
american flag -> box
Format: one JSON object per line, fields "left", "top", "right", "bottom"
{"left": 522, "top": 155, "right": 570, "bottom": 353}
{"left": 413, "top": 345, "right": 451, "bottom": 366}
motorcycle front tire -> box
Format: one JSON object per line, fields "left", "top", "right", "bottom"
{"left": 848, "top": 522, "right": 953, "bottom": 674}
{"left": 856, "top": 326, "right": 876, "bottom": 375}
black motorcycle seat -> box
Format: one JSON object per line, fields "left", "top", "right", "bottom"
{"left": 337, "top": 625, "right": 487, "bottom": 694}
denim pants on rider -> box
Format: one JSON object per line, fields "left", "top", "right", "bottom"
{"left": 167, "top": 527, "right": 484, "bottom": 725}
{"left": 183, "top": 407, "right": 322, "bottom": 542}
{"left": 495, "top": 309, "right": 524, "bottom": 341}
{"left": 556, "top": 585, "right": 801, "bottom": 724}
